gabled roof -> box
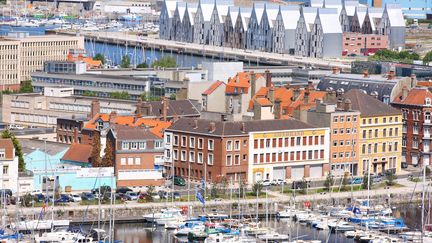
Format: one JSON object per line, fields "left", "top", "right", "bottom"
{"left": 215, "top": 4, "right": 231, "bottom": 24}
{"left": 342, "top": 89, "right": 401, "bottom": 117}
{"left": 203, "top": 81, "right": 225, "bottom": 95}
{"left": 302, "top": 7, "right": 318, "bottom": 32}
{"left": 366, "top": 7, "right": 383, "bottom": 32}
{"left": 225, "top": 72, "right": 262, "bottom": 94}
{"left": 61, "top": 143, "right": 92, "bottom": 164}
{"left": 266, "top": 6, "right": 280, "bottom": 28}
{"left": 110, "top": 124, "right": 161, "bottom": 141}
{"left": 166, "top": 117, "right": 315, "bottom": 137}
{"left": 344, "top": 0, "right": 359, "bottom": 16}
{"left": 0, "top": 139, "right": 14, "bottom": 160}
{"left": 392, "top": 88, "right": 432, "bottom": 106}
{"left": 184, "top": 3, "right": 198, "bottom": 25}
{"left": 385, "top": 4, "right": 405, "bottom": 27}
{"left": 176, "top": 2, "right": 187, "bottom": 22}
{"left": 228, "top": 6, "right": 240, "bottom": 28}
{"left": 280, "top": 5, "right": 300, "bottom": 30}
{"left": 354, "top": 6, "right": 367, "bottom": 28}
{"left": 317, "top": 8, "right": 342, "bottom": 34}
{"left": 253, "top": 3, "right": 266, "bottom": 24}
{"left": 256, "top": 98, "right": 273, "bottom": 106}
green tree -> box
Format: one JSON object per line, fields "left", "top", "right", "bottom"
{"left": 151, "top": 56, "right": 177, "bottom": 68}
{"left": 94, "top": 53, "right": 106, "bottom": 64}
{"left": 423, "top": 51, "right": 432, "bottom": 65}
{"left": 169, "top": 94, "right": 176, "bottom": 100}
{"left": 385, "top": 170, "right": 397, "bottom": 186}
{"left": 140, "top": 91, "right": 161, "bottom": 101}
{"left": 90, "top": 132, "right": 102, "bottom": 167}
{"left": 324, "top": 173, "right": 334, "bottom": 191}
{"left": 101, "top": 137, "right": 114, "bottom": 167}
{"left": 2, "top": 130, "right": 25, "bottom": 171}
{"left": 110, "top": 91, "right": 130, "bottom": 100}
{"left": 136, "top": 62, "right": 148, "bottom": 68}
{"left": 145, "top": 186, "right": 155, "bottom": 202}
{"left": 19, "top": 81, "right": 33, "bottom": 93}
{"left": 120, "top": 55, "right": 131, "bottom": 68}
{"left": 298, "top": 178, "right": 308, "bottom": 194}
{"left": 252, "top": 182, "right": 263, "bottom": 196}
{"left": 82, "top": 91, "right": 97, "bottom": 97}
{"left": 362, "top": 174, "right": 373, "bottom": 190}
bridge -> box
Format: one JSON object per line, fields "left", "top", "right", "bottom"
{"left": 30, "top": 0, "right": 95, "bottom": 10}
{"left": 52, "top": 30, "right": 352, "bottom": 71}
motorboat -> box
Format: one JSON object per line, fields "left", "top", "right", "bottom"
{"left": 345, "top": 230, "right": 367, "bottom": 239}
{"left": 257, "top": 232, "right": 289, "bottom": 241}
{"left": 12, "top": 220, "right": 70, "bottom": 233}
{"left": 143, "top": 208, "right": 182, "bottom": 223}
{"left": 276, "top": 207, "right": 292, "bottom": 218}
{"left": 328, "top": 221, "right": 355, "bottom": 232}
{"left": 174, "top": 221, "right": 205, "bottom": 236}
{"left": 155, "top": 209, "right": 184, "bottom": 225}
{"left": 35, "top": 228, "right": 93, "bottom": 243}
{"left": 165, "top": 220, "right": 183, "bottom": 230}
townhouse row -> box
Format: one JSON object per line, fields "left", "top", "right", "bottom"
{"left": 160, "top": 0, "right": 405, "bottom": 58}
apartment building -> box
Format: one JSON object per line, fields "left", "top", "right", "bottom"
{"left": 342, "top": 89, "right": 402, "bottom": 175}
{"left": 0, "top": 139, "right": 18, "bottom": 192}
{"left": 107, "top": 125, "right": 165, "bottom": 188}
{"left": 305, "top": 99, "right": 361, "bottom": 176}
{"left": 164, "top": 118, "right": 330, "bottom": 184}
{"left": 342, "top": 32, "right": 389, "bottom": 56}
{"left": 391, "top": 87, "right": 432, "bottom": 166}
{"left": 0, "top": 34, "right": 84, "bottom": 90}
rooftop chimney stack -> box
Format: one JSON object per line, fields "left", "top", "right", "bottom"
{"left": 241, "top": 122, "right": 246, "bottom": 133}
{"left": 337, "top": 99, "right": 343, "bottom": 110}
{"left": 265, "top": 70, "right": 272, "bottom": 87}
{"left": 268, "top": 86, "right": 275, "bottom": 104}
{"left": 402, "top": 86, "right": 408, "bottom": 101}
{"left": 208, "top": 122, "right": 216, "bottom": 133}
{"left": 250, "top": 71, "right": 256, "bottom": 99}
{"left": 363, "top": 70, "right": 369, "bottom": 78}
{"left": 304, "top": 87, "right": 310, "bottom": 104}
{"left": 193, "top": 119, "right": 198, "bottom": 129}
{"left": 90, "top": 100, "right": 100, "bottom": 118}
{"left": 388, "top": 70, "right": 395, "bottom": 80}
{"left": 162, "top": 97, "right": 169, "bottom": 122}
{"left": 109, "top": 111, "right": 117, "bottom": 124}
{"left": 344, "top": 99, "right": 352, "bottom": 111}
{"left": 332, "top": 67, "right": 339, "bottom": 75}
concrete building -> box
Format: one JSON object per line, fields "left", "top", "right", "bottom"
{"left": 342, "top": 32, "right": 389, "bottom": 56}
{"left": 351, "top": 6, "right": 367, "bottom": 32}
{"left": 0, "top": 139, "right": 19, "bottom": 193}
{"left": 342, "top": 89, "right": 402, "bottom": 175}
{"left": 295, "top": 7, "right": 318, "bottom": 57}
{"left": 107, "top": 125, "right": 165, "bottom": 188}
{"left": 246, "top": 3, "right": 265, "bottom": 50}
{"left": 378, "top": 4, "right": 406, "bottom": 50}
{"left": 305, "top": 99, "right": 361, "bottom": 176}
{"left": 310, "top": 8, "right": 343, "bottom": 58}
{"left": 0, "top": 34, "right": 84, "bottom": 90}
{"left": 392, "top": 87, "right": 432, "bottom": 166}
{"left": 272, "top": 6, "right": 300, "bottom": 54}
{"left": 159, "top": 0, "right": 178, "bottom": 40}
{"left": 258, "top": 5, "right": 279, "bottom": 52}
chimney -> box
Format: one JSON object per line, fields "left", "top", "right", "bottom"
{"left": 135, "top": 98, "right": 143, "bottom": 115}
{"left": 208, "top": 122, "right": 216, "bottom": 133}
{"left": 250, "top": 71, "right": 256, "bottom": 99}
{"left": 337, "top": 98, "right": 343, "bottom": 109}
{"left": 162, "top": 97, "right": 169, "bottom": 121}
{"left": 387, "top": 70, "right": 395, "bottom": 80}
{"left": 363, "top": 70, "right": 369, "bottom": 78}
{"left": 193, "top": 119, "right": 198, "bottom": 129}
{"left": 344, "top": 99, "right": 352, "bottom": 111}
{"left": 402, "top": 86, "right": 408, "bottom": 101}
{"left": 274, "top": 99, "right": 282, "bottom": 119}
{"left": 90, "top": 100, "right": 100, "bottom": 118}
{"left": 109, "top": 111, "right": 117, "bottom": 123}
{"left": 265, "top": 70, "right": 272, "bottom": 87}
{"left": 73, "top": 127, "right": 79, "bottom": 143}
{"left": 411, "top": 74, "right": 417, "bottom": 87}
{"left": 241, "top": 122, "right": 246, "bottom": 133}
{"left": 304, "top": 88, "right": 310, "bottom": 104}
{"left": 268, "top": 86, "right": 275, "bottom": 104}
{"left": 332, "top": 67, "right": 339, "bottom": 75}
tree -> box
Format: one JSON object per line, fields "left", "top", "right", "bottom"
{"left": 136, "top": 62, "right": 148, "bottom": 68}
{"left": 90, "top": 132, "right": 102, "bottom": 167}
{"left": 220, "top": 177, "right": 228, "bottom": 196}
{"left": 385, "top": 170, "right": 397, "bottom": 186}
{"left": 362, "top": 174, "right": 373, "bottom": 190}
{"left": 151, "top": 56, "right": 177, "bottom": 68}
{"left": 109, "top": 91, "right": 130, "bottom": 100}
{"left": 101, "top": 137, "right": 114, "bottom": 167}
{"left": 140, "top": 91, "right": 161, "bottom": 101}
{"left": 82, "top": 91, "right": 97, "bottom": 97}
{"left": 120, "top": 55, "right": 131, "bottom": 68}
{"left": 169, "top": 94, "right": 176, "bottom": 100}
{"left": 2, "top": 130, "right": 25, "bottom": 171}
{"left": 424, "top": 51, "right": 432, "bottom": 65}
{"left": 298, "top": 178, "right": 308, "bottom": 194}
{"left": 341, "top": 173, "right": 349, "bottom": 191}
{"left": 94, "top": 53, "right": 106, "bottom": 64}
{"left": 252, "top": 182, "right": 263, "bottom": 196}
{"left": 19, "top": 81, "right": 33, "bottom": 93}
{"left": 324, "top": 173, "right": 334, "bottom": 191}
{"left": 145, "top": 186, "right": 155, "bottom": 202}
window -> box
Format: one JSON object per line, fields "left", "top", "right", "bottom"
{"left": 135, "top": 157, "right": 141, "bottom": 165}
{"left": 189, "top": 137, "right": 195, "bottom": 148}
{"left": 389, "top": 128, "right": 393, "bottom": 137}
{"left": 340, "top": 140, "right": 344, "bottom": 146}
{"left": 122, "top": 142, "right": 129, "bottom": 150}
{"left": 234, "top": 140, "right": 240, "bottom": 150}
{"left": 383, "top": 143, "right": 386, "bottom": 152}
{"left": 368, "top": 130, "right": 372, "bottom": 138}
{"left": 166, "top": 134, "right": 171, "bottom": 145}
{"left": 363, "top": 130, "right": 366, "bottom": 138}
{"left": 395, "top": 128, "right": 398, "bottom": 136}
{"left": 374, "top": 143, "right": 378, "bottom": 153}
{"left": 394, "top": 142, "right": 398, "bottom": 151}
{"left": 426, "top": 112, "right": 431, "bottom": 121}
{"left": 154, "top": 141, "right": 163, "bottom": 149}
{"left": 333, "top": 116, "right": 338, "bottom": 122}
{"left": 339, "top": 152, "right": 344, "bottom": 158}
{"left": 243, "top": 154, "right": 247, "bottom": 161}
{"left": 340, "top": 128, "right": 344, "bottom": 134}
{"left": 375, "top": 118, "right": 378, "bottom": 123}
{"left": 296, "top": 137, "right": 301, "bottom": 145}
{"left": 173, "top": 135, "right": 179, "bottom": 146}
{"left": 346, "top": 128, "right": 351, "bottom": 134}
{"left": 208, "top": 140, "right": 214, "bottom": 150}
{"left": 181, "top": 151, "right": 186, "bottom": 161}
{"left": 265, "top": 139, "right": 271, "bottom": 148}
{"left": 198, "top": 138, "right": 203, "bottom": 149}
{"left": 346, "top": 152, "right": 350, "bottom": 158}
{"left": 226, "top": 155, "right": 232, "bottom": 166}
{"left": 165, "top": 149, "right": 171, "bottom": 160}
{"left": 208, "top": 154, "right": 214, "bottom": 165}
{"left": 388, "top": 142, "right": 393, "bottom": 152}
{"left": 234, "top": 155, "right": 240, "bottom": 165}
{"left": 347, "top": 116, "right": 351, "bottom": 122}
{"left": 189, "top": 151, "right": 195, "bottom": 162}
{"left": 181, "top": 136, "right": 187, "bottom": 147}
{"left": 374, "top": 129, "right": 378, "bottom": 138}
{"left": 333, "top": 153, "right": 337, "bottom": 159}
{"left": 226, "top": 140, "right": 233, "bottom": 151}
{"left": 130, "top": 142, "right": 137, "bottom": 150}
{"left": 340, "top": 116, "right": 345, "bottom": 122}
{"left": 353, "top": 116, "right": 357, "bottom": 122}
{"left": 346, "top": 140, "right": 350, "bottom": 146}
{"left": 368, "top": 144, "right": 372, "bottom": 153}
{"left": 128, "top": 157, "right": 133, "bottom": 165}
{"left": 173, "top": 150, "right": 178, "bottom": 160}
{"left": 139, "top": 142, "right": 146, "bottom": 149}
{"left": 333, "top": 129, "right": 338, "bottom": 135}
{"left": 333, "top": 141, "right": 337, "bottom": 146}
{"left": 383, "top": 118, "right": 386, "bottom": 123}
{"left": 197, "top": 152, "right": 203, "bottom": 164}
{"left": 120, "top": 157, "right": 126, "bottom": 165}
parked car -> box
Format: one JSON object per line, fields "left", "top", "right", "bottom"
{"left": 151, "top": 193, "right": 160, "bottom": 201}
{"left": 350, "top": 178, "right": 363, "bottom": 185}
{"left": 92, "top": 186, "right": 111, "bottom": 195}
{"left": 271, "top": 179, "right": 286, "bottom": 186}
{"left": 125, "top": 191, "right": 139, "bottom": 201}
{"left": 69, "top": 194, "right": 82, "bottom": 202}
{"left": 33, "top": 193, "right": 46, "bottom": 203}
{"left": 372, "top": 176, "right": 382, "bottom": 183}
{"left": 55, "top": 194, "right": 72, "bottom": 203}
{"left": 116, "top": 187, "right": 132, "bottom": 194}
{"left": 173, "top": 176, "right": 186, "bottom": 186}
{"left": 81, "top": 192, "right": 96, "bottom": 201}
{"left": 116, "top": 193, "right": 128, "bottom": 201}
{"left": 261, "top": 180, "right": 272, "bottom": 187}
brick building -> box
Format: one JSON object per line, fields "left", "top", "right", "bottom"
{"left": 342, "top": 32, "right": 389, "bottom": 56}
{"left": 392, "top": 87, "right": 432, "bottom": 166}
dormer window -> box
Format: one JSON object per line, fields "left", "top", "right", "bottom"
{"left": 426, "top": 98, "right": 431, "bottom": 106}
{"left": 96, "top": 120, "right": 103, "bottom": 130}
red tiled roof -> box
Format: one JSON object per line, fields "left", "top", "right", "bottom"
{"left": 255, "top": 98, "right": 273, "bottom": 106}
{"left": 225, "top": 72, "right": 259, "bottom": 94}
{"left": 393, "top": 87, "right": 432, "bottom": 106}
{"left": 61, "top": 143, "right": 92, "bottom": 164}
{"left": 203, "top": 81, "right": 225, "bottom": 95}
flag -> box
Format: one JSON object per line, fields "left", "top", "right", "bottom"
{"left": 196, "top": 191, "right": 205, "bottom": 205}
